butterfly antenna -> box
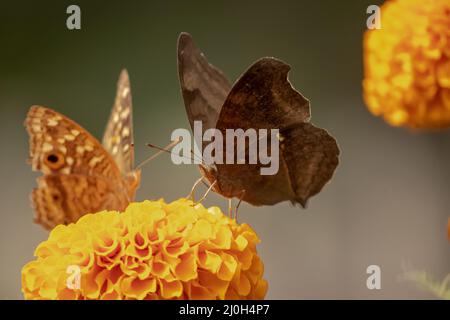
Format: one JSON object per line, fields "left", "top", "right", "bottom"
{"left": 136, "top": 138, "right": 182, "bottom": 170}
{"left": 147, "top": 139, "right": 203, "bottom": 164}
{"left": 234, "top": 190, "right": 245, "bottom": 222}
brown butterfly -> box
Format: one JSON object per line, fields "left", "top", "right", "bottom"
{"left": 177, "top": 33, "right": 339, "bottom": 207}
{"left": 25, "top": 69, "right": 140, "bottom": 230}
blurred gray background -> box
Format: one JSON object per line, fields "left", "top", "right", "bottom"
{"left": 0, "top": 0, "right": 449, "bottom": 299}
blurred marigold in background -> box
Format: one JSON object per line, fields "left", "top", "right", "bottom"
{"left": 363, "top": 0, "right": 450, "bottom": 129}
{"left": 21, "top": 199, "right": 267, "bottom": 300}
{"left": 447, "top": 217, "right": 449, "bottom": 241}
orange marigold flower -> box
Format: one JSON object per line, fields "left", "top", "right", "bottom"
{"left": 21, "top": 199, "right": 268, "bottom": 300}
{"left": 363, "top": 0, "right": 450, "bottom": 128}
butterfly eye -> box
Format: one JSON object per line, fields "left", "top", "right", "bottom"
{"left": 44, "top": 152, "right": 65, "bottom": 170}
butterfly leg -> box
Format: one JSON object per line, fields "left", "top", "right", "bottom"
{"left": 187, "top": 177, "right": 204, "bottom": 202}
{"left": 228, "top": 198, "right": 233, "bottom": 218}
{"left": 234, "top": 190, "right": 246, "bottom": 222}
{"left": 192, "top": 180, "right": 217, "bottom": 206}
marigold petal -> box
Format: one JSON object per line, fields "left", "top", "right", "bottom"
{"left": 198, "top": 270, "right": 229, "bottom": 299}
{"left": 174, "top": 252, "right": 198, "bottom": 281}
{"left": 186, "top": 282, "right": 216, "bottom": 300}
{"left": 121, "top": 276, "right": 157, "bottom": 300}
{"left": 198, "top": 250, "right": 222, "bottom": 273}
{"left": 159, "top": 279, "right": 183, "bottom": 299}
{"left": 217, "top": 253, "right": 238, "bottom": 281}
{"left": 189, "top": 219, "right": 213, "bottom": 244}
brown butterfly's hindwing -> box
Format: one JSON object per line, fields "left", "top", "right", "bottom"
{"left": 279, "top": 123, "right": 339, "bottom": 206}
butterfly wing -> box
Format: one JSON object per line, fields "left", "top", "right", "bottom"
{"left": 216, "top": 58, "right": 311, "bottom": 131}
{"left": 26, "top": 106, "right": 123, "bottom": 179}
{"left": 102, "top": 69, "right": 135, "bottom": 174}
{"left": 214, "top": 58, "right": 339, "bottom": 206}
{"left": 278, "top": 123, "right": 339, "bottom": 206}
{"left": 177, "top": 33, "right": 231, "bottom": 134}
{"left": 25, "top": 105, "right": 127, "bottom": 229}
{"left": 32, "top": 174, "right": 129, "bottom": 230}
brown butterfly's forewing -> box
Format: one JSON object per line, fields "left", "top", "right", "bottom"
{"left": 216, "top": 58, "right": 311, "bottom": 130}
{"left": 177, "top": 33, "right": 339, "bottom": 207}
{"left": 178, "top": 32, "right": 231, "bottom": 135}
{"left": 25, "top": 70, "right": 140, "bottom": 230}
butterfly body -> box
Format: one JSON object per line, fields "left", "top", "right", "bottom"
{"left": 200, "top": 161, "right": 296, "bottom": 206}
{"left": 25, "top": 70, "right": 139, "bottom": 230}
{"left": 178, "top": 33, "right": 339, "bottom": 207}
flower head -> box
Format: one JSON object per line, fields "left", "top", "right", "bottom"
{"left": 363, "top": 0, "right": 450, "bottom": 129}
{"left": 22, "top": 199, "right": 267, "bottom": 300}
